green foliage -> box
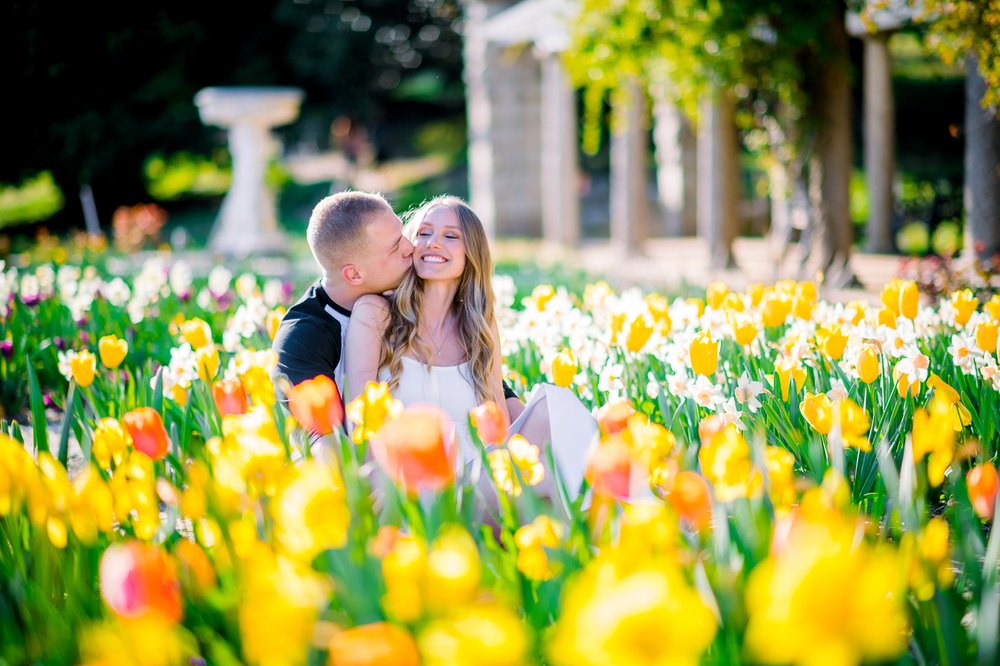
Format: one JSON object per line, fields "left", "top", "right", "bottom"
{"left": 900, "top": 0, "right": 1000, "bottom": 111}
{"left": 0, "top": 172, "right": 65, "bottom": 228}
{"left": 143, "top": 152, "right": 231, "bottom": 201}
{"left": 563, "top": 0, "right": 846, "bottom": 155}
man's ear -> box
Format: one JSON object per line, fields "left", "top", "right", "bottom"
{"left": 341, "top": 264, "right": 363, "bottom": 285}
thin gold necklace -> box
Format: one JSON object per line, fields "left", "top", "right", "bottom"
{"left": 423, "top": 319, "right": 453, "bottom": 360}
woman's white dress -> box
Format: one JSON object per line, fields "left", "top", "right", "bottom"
{"left": 378, "top": 356, "right": 596, "bottom": 496}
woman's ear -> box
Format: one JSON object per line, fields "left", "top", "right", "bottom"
{"left": 341, "top": 264, "right": 363, "bottom": 285}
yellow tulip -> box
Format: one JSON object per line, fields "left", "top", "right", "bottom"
{"left": 179, "top": 318, "right": 213, "bottom": 349}
{"left": 529, "top": 284, "right": 556, "bottom": 311}
{"left": 747, "top": 283, "right": 765, "bottom": 307}
{"left": 706, "top": 281, "right": 728, "bottom": 310}
{"left": 761, "top": 292, "right": 792, "bottom": 328}
{"left": 985, "top": 294, "right": 1000, "bottom": 322}
{"left": 271, "top": 459, "right": 350, "bottom": 562}
{"left": 699, "top": 424, "right": 763, "bottom": 502}
{"left": 550, "top": 348, "right": 578, "bottom": 388}
{"left": 195, "top": 345, "right": 220, "bottom": 382}
{"left": 898, "top": 280, "right": 919, "bottom": 320}
{"left": 644, "top": 293, "right": 672, "bottom": 334}
{"left": 730, "top": 314, "right": 759, "bottom": 347}
{"left": 346, "top": 381, "right": 403, "bottom": 444}
{"left": 878, "top": 307, "right": 898, "bottom": 329}
{"left": 744, "top": 512, "right": 908, "bottom": 666}
{"left": 800, "top": 392, "right": 833, "bottom": 435}
{"left": 266, "top": 307, "right": 285, "bottom": 341}
{"left": 69, "top": 350, "right": 97, "bottom": 387}
{"left": 975, "top": 320, "right": 998, "bottom": 353}
{"left": 927, "top": 373, "right": 971, "bottom": 430}
{"left": 689, "top": 331, "right": 719, "bottom": 377}
{"left": 515, "top": 515, "right": 563, "bottom": 581}
{"left": 98, "top": 334, "right": 128, "bottom": 369}
{"left": 881, "top": 279, "right": 901, "bottom": 316}
{"left": 774, "top": 357, "right": 807, "bottom": 400}
{"left": 857, "top": 343, "right": 881, "bottom": 384}
{"left": 838, "top": 398, "right": 872, "bottom": 452}
{"left": 420, "top": 602, "right": 527, "bottom": 666}
{"left": 425, "top": 528, "right": 481, "bottom": 614}
{"left": 817, "top": 324, "right": 848, "bottom": 360}
{"left": 951, "top": 289, "right": 979, "bottom": 326}
{"left": 686, "top": 297, "right": 705, "bottom": 318}
{"left": 624, "top": 314, "right": 654, "bottom": 353}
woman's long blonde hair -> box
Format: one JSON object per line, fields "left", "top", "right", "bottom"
{"left": 381, "top": 196, "right": 497, "bottom": 403}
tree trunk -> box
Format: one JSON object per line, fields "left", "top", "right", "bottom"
{"left": 963, "top": 57, "right": 1000, "bottom": 260}
{"left": 805, "top": 14, "right": 856, "bottom": 287}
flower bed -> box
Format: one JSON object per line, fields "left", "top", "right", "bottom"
{"left": 1, "top": 253, "right": 998, "bottom": 665}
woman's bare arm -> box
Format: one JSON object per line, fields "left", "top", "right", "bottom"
{"left": 344, "top": 294, "right": 390, "bottom": 432}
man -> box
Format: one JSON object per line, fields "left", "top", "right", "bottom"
{"left": 272, "top": 191, "right": 524, "bottom": 418}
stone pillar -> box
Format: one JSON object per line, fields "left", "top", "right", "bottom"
{"left": 194, "top": 87, "right": 303, "bottom": 257}
{"left": 464, "top": 0, "right": 543, "bottom": 238}
{"left": 540, "top": 54, "right": 580, "bottom": 247}
{"left": 697, "top": 91, "right": 740, "bottom": 269}
{"left": 610, "top": 81, "right": 649, "bottom": 254}
{"left": 864, "top": 32, "right": 895, "bottom": 253}
{"left": 963, "top": 57, "right": 1000, "bottom": 260}
{"left": 653, "top": 92, "right": 697, "bottom": 236}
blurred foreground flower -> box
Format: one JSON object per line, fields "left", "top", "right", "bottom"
{"left": 122, "top": 407, "right": 170, "bottom": 460}
{"left": 288, "top": 375, "right": 344, "bottom": 436}
{"left": 328, "top": 622, "right": 419, "bottom": 666}
{"left": 745, "top": 508, "right": 908, "bottom": 666}
{"left": 371, "top": 405, "right": 456, "bottom": 495}
{"left": 99, "top": 541, "right": 183, "bottom": 622}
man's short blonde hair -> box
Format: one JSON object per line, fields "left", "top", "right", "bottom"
{"left": 307, "top": 191, "right": 391, "bottom": 273}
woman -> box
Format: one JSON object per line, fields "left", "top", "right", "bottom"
{"left": 344, "top": 196, "right": 594, "bottom": 492}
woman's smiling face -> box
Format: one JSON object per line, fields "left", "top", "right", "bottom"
{"left": 412, "top": 205, "right": 466, "bottom": 282}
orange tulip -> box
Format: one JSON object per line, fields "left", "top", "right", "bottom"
{"left": 288, "top": 375, "right": 344, "bottom": 436}
{"left": 667, "top": 470, "right": 713, "bottom": 531}
{"left": 328, "top": 622, "right": 420, "bottom": 666}
{"left": 371, "top": 405, "right": 456, "bottom": 495}
{"left": 212, "top": 377, "right": 248, "bottom": 417}
{"left": 967, "top": 464, "right": 999, "bottom": 521}
{"left": 585, "top": 435, "right": 633, "bottom": 500}
{"left": 122, "top": 407, "right": 170, "bottom": 460}
{"left": 99, "top": 541, "right": 182, "bottom": 622}
{"left": 595, "top": 400, "right": 635, "bottom": 437}
{"left": 470, "top": 401, "right": 508, "bottom": 445}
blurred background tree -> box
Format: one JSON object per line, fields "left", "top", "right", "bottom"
{"left": 2, "top": 0, "right": 464, "bottom": 232}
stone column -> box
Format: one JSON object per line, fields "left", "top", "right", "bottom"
{"left": 864, "top": 32, "right": 895, "bottom": 253}
{"left": 963, "top": 57, "right": 1000, "bottom": 260}
{"left": 540, "top": 54, "right": 580, "bottom": 247}
{"left": 610, "top": 80, "right": 649, "bottom": 254}
{"left": 464, "top": 0, "right": 543, "bottom": 238}
{"left": 653, "top": 92, "right": 697, "bottom": 236}
{"left": 697, "top": 91, "right": 739, "bottom": 269}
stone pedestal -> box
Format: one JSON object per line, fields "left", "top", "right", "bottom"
{"left": 610, "top": 81, "right": 649, "bottom": 254}
{"left": 540, "top": 54, "right": 580, "bottom": 247}
{"left": 863, "top": 33, "right": 895, "bottom": 253}
{"left": 195, "top": 87, "right": 303, "bottom": 256}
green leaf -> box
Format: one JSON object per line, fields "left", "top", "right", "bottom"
{"left": 26, "top": 362, "right": 49, "bottom": 455}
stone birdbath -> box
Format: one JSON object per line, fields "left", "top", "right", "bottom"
{"left": 195, "top": 87, "right": 304, "bottom": 256}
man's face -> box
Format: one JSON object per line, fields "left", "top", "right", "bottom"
{"left": 358, "top": 206, "right": 414, "bottom": 294}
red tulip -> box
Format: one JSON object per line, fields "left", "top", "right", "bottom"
{"left": 122, "top": 407, "right": 170, "bottom": 460}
